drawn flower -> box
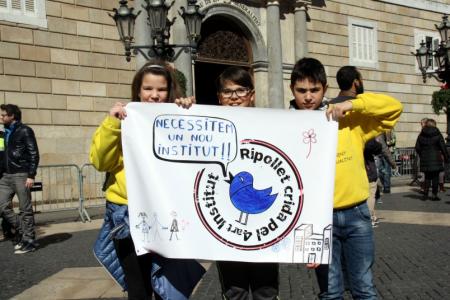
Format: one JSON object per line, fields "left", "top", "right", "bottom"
{"left": 303, "top": 129, "right": 317, "bottom": 159}
{"left": 181, "top": 219, "right": 190, "bottom": 231}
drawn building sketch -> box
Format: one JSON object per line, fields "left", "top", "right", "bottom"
{"left": 292, "top": 224, "right": 332, "bottom": 264}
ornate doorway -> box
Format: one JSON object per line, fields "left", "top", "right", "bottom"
{"left": 195, "top": 15, "right": 253, "bottom": 105}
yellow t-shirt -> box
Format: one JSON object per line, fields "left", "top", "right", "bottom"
{"left": 333, "top": 93, "right": 402, "bottom": 209}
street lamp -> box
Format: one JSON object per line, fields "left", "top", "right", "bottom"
{"left": 110, "top": 0, "right": 205, "bottom": 62}
{"left": 413, "top": 14, "right": 450, "bottom": 146}
{"left": 413, "top": 15, "right": 450, "bottom": 83}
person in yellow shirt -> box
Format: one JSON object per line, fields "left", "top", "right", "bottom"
{"left": 90, "top": 60, "right": 197, "bottom": 300}
{"left": 289, "top": 58, "right": 402, "bottom": 299}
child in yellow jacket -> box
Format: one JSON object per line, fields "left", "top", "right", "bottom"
{"left": 289, "top": 58, "right": 402, "bottom": 299}
{"left": 90, "top": 60, "right": 198, "bottom": 299}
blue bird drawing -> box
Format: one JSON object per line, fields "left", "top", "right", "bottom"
{"left": 228, "top": 171, "right": 278, "bottom": 225}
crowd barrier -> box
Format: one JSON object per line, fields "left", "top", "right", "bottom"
{"left": 32, "top": 164, "right": 82, "bottom": 214}
{"left": 394, "top": 147, "right": 417, "bottom": 177}
{"left": 80, "top": 164, "right": 106, "bottom": 209}
{"left": 25, "top": 164, "right": 105, "bottom": 222}
{"left": 394, "top": 147, "right": 450, "bottom": 183}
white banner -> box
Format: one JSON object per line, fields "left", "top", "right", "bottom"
{"left": 122, "top": 103, "right": 338, "bottom": 264}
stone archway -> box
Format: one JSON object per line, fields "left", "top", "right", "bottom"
{"left": 194, "top": 5, "right": 267, "bottom": 105}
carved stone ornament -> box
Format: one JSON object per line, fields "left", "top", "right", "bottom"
{"left": 197, "top": 30, "right": 250, "bottom": 63}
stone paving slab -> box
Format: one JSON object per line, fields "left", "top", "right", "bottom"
{"left": 377, "top": 210, "right": 450, "bottom": 226}
{"left": 192, "top": 223, "right": 450, "bottom": 300}
{"left": 2, "top": 189, "right": 450, "bottom": 299}
{"left": 375, "top": 191, "right": 450, "bottom": 213}
{"left": 12, "top": 267, "right": 125, "bottom": 300}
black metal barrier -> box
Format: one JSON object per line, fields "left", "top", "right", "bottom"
{"left": 31, "top": 182, "right": 43, "bottom": 213}
{"left": 30, "top": 182, "right": 43, "bottom": 192}
{"left": 400, "top": 147, "right": 450, "bottom": 184}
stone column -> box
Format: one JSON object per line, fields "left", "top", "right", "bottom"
{"left": 267, "top": 1, "right": 284, "bottom": 108}
{"left": 134, "top": 0, "right": 152, "bottom": 69}
{"left": 294, "top": 1, "right": 308, "bottom": 61}
{"left": 172, "top": 0, "right": 194, "bottom": 97}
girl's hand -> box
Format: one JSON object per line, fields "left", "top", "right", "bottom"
{"left": 110, "top": 102, "right": 127, "bottom": 120}
{"left": 306, "top": 263, "right": 320, "bottom": 269}
{"left": 175, "top": 96, "right": 196, "bottom": 109}
{"left": 326, "top": 100, "right": 353, "bottom": 121}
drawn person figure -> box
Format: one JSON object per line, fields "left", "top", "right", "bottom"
{"left": 212, "top": 67, "right": 280, "bottom": 300}
{"left": 90, "top": 60, "right": 200, "bottom": 300}
{"left": 135, "top": 212, "right": 151, "bottom": 242}
{"left": 289, "top": 59, "right": 402, "bottom": 299}
{"left": 169, "top": 211, "right": 179, "bottom": 241}
{"left": 149, "top": 212, "right": 167, "bottom": 241}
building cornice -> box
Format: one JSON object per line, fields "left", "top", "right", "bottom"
{"left": 374, "top": 0, "right": 450, "bottom": 14}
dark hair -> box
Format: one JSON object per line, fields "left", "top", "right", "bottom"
{"left": 290, "top": 57, "right": 327, "bottom": 87}
{"left": 0, "top": 104, "right": 21, "bottom": 121}
{"left": 336, "top": 66, "right": 361, "bottom": 91}
{"left": 131, "top": 60, "right": 181, "bottom": 103}
{"left": 215, "top": 67, "right": 254, "bottom": 91}
{"left": 426, "top": 118, "right": 436, "bottom": 127}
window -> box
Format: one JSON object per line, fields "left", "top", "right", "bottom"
{"left": 414, "top": 29, "right": 440, "bottom": 73}
{"left": 348, "top": 17, "right": 378, "bottom": 69}
{"left": 0, "top": 0, "right": 47, "bottom": 28}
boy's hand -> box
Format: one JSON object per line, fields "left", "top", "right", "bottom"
{"left": 175, "top": 96, "right": 196, "bottom": 109}
{"left": 326, "top": 100, "right": 353, "bottom": 121}
{"left": 306, "top": 263, "right": 320, "bottom": 269}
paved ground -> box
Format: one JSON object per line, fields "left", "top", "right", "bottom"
{"left": 0, "top": 182, "right": 449, "bottom": 299}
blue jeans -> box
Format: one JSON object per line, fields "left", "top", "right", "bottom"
{"left": 377, "top": 157, "right": 391, "bottom": 192}
{"left": 315, "top": 201, "right": 377, "bottom": 299}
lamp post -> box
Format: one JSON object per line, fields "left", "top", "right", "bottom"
{"left": 413, "top": 14, "right": 450, "bottom": 145}
{"left": 110, "top": 0, "right": 205, "bottom": 62}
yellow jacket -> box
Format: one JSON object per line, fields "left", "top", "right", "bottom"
{"left": 90, "top": 116, "right": 128, "bottom": 205}
{"left": 334, "top": 93, "right": 402, "bottom": 209}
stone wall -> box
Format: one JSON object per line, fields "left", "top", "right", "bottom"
{"left": 301, "top": 0, "right": 448, "bottom": 146}
{"left": 1, "top": 0, "right": 449, "bottom": 168}
{"left": 0, "top": 0, "right": 136, "bottom": 166}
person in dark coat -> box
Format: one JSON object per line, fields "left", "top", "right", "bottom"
{"left": 415, "top": 119, "right": 449, "bottom": 200}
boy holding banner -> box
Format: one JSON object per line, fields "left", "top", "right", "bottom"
{"left": 215, "top": 67, "right": 279, "bottom": 300}
{"left": 289, "top": 58, "right": 402, "bottom": 299}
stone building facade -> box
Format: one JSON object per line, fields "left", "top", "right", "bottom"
{"left": 0, "top": 0, "right": 449, "bottom": 165}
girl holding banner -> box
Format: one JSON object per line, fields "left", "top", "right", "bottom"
{"left": 90, "top": 60, "right": 203, "bottom": 300}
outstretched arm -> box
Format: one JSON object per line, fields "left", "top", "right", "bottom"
{"left": 328, "top": 93, "right": 403, "bottom": 143}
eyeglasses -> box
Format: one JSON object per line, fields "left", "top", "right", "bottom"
{"left": 220, "top": 88, "right": 252, "bottom": 98}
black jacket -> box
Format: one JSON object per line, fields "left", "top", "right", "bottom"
{"left": 415, "top": 126, "right": 449, "bottom": 173}
{"left": 4, "top": 122, "right": 39, "bottom": 178}
{"left": 0, "top": 131, "right": 4, "bottom": 177}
